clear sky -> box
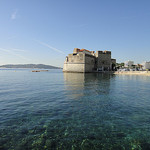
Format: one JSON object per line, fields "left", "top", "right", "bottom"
{"left": 0, "top": 0, "right": 150, "bottom": 67}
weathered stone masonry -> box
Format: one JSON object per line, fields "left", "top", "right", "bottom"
{"left": 63, "top": 48, "right": 116, "bottom": 73}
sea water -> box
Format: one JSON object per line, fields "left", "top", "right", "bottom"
{"left": 0, "top": 69, "right": 150, "bottom": 150}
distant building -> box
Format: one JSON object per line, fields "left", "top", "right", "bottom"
{"left": 124, "top": 60, "right": 134, "bottom": 68}
{"left": 142, "top": 62, "right": 150, "bottom": 70}
{"left": 63, "top": 48, "right": 116, "bottom": 73}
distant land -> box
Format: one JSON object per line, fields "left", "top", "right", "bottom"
{"left": 0, "top": 64, "right": 62, "bottom": 69}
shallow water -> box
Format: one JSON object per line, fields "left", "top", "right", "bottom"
{"left": 0, "top": 69, "right": 150, "bottom": 150}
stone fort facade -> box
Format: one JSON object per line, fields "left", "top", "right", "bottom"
{"left": 63, "top": 48, "right": 116, "bottom": 73}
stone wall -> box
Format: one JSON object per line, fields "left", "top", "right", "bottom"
{"left": 95, "top": 51, "right": 112, "bottom": 70}
{"left": 63, "top": 52, "right": 96, "bottom": 73}
{"left": 63, "top": 63, "right": 85, "bottom": 72}
{"left": 67, "top": 52, "right": 85, "bottom": 63}
{"left": 63, "top": 52, "right": 85, "bottom": 72}
{"left": 84, "top": 54, "right": 96, "bottom": 72}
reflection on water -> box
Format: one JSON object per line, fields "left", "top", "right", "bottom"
{"left": 63, "top": 73, "right": 114, "bottom": 99}
{"left": 63, "top": 73, "right": 85, "bottom": 99}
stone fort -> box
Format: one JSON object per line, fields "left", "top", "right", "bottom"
{"left": 63, "top": 48, "right": 116, "bottom": 73}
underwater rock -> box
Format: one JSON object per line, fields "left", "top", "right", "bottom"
{"left": 131, "top": 140, "right": 142, "bottom": 150}
{"left": 116, "top": 132, "right": 126, "bottom": 138}
{"left": 31, "top": 136, "right": 46, "bottom": 150}
{"left": 88, "top": 135, "right": 96, "bottom": 140}
{"left": 110, "top": 144, "right": 125, "bottom": 150}
{"left": 20, "top": 128, "right": 28, "bottom": 134}
{"left": 141, "top": 142, "right": 150, "bottom": 150}
{"left": 72, "top": 144, "right": 78, "bottom": 150}
{"left": 45, "top": 139, "right": 56, "bottom": 149}
{"left": 81, "top": 139, "right": 94, "bottom": 150}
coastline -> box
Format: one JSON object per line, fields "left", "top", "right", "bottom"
{"left": 63, "top": 71, "right": 150, "bottom": 76}
{"left": 114, "top": 71, "right": 150, "bottom": 76}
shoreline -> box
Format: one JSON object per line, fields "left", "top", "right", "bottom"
{"left": 63, "top": 71, "right": 150, "bottom": 76}
{"left": 114, "top": 71, "right": 150, "bottom": 76}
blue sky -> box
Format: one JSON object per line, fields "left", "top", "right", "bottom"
{"left": 0, "top": 0, "right": 150, "bottom": 67}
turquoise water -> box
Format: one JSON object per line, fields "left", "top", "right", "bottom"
{"left": 0, "top": 69, "right": 150, "bottom": 150}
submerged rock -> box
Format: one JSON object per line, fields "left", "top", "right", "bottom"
{"left": 45, "top": 139, "right": 56, "bottom": 149}
{"left": 81, "top": 139, "right": 94, "bottom": 150}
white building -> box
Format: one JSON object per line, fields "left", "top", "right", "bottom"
{"left": 124, "top": 60, "right": 134, "bottom": 68}
{"left": 142, "top": 62, "right": 150, "bottom": 70}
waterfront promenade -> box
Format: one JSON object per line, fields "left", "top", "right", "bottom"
{"left": 114, "top": 71, "right": 150, "bottom": 76}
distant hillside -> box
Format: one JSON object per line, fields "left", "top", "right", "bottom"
{"left": 0, "top": 64, "right": 62, "bottom": 69}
